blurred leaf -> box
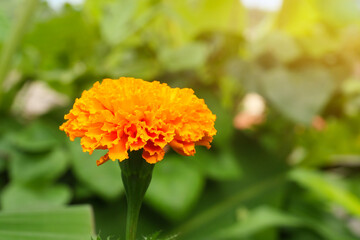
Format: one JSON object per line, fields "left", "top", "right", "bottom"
{"left": 189, "top": 147, "right": 241, "bottom": 180}
{"left": 212, "top": 206, "right": 302, "bottom": 239}
{"left": 302, "top": 214, "right": 358, "bottom": 240}
{"left": 314, "top": 0, "right": 360, "bottom": 27}
{"left": 0, "top": 160, "right": 4, "bottom": 172}
{"left": 297, "top": 118, "right": 360, "bottom": 167}
{"left": 167, "top": 0, "right": 246, "bottom": 39}
{"left": 74, "top": 182, "right": 95, "bottom": 200}
{"left": 83, "top": 0, "right": 116, "bottom": 23}
{"left": 287, "top": 196, "right": 359, "bottom": 240}
{"left": 100, "top": 0, "right": 136, "bottom": 46}
{"left": 172, "top": 175, "right": 285, "bottom": 240}
{"left": 100, "top": 0, "right": 158, "bottom": 46}
{"left": 253, "top": 31, "right": 301, "bottom": 63}
{"left": 24, "top": 5, "right": 96, "bottom": 70}
{"left": 0, "top": 205, "right": 94, "bottom": 240}
{"left": 274, "top": 0, "right": 340, "bottom": 57}
{"left": 143, "top": 231, "right": 161, "bottom": 240}
{"left": 8, "top": 121, "right": 60, "bottom": 152}
{"left": 1, "top": 184, "right": 71, "bottom": 210}
{"left": 290, "top": 168, "right": 360, "bottom": 216}
{"left": 91, "top": 237, "right": 117, "bottom": 240}
{"left": 69, "top": 139, "right": 124, "bottom": 200}
{"left": 104, "top": 50, "right": 159, "bottom": 80}
{"left": 185, "top": 92, "right": 241, "bottom": 181}
{"left": 143, "top": 231, "right": 178, "bottom": 240}
{"left": 146, "top": 155, "right": 204, "bottom": 221}
{"left": 197, "top": 91, "right": 234, "bottom": 147}
{"left": 0, "top": 118, "right": 19, "bottom": 169}
{"left": 39, "top": 62, "right": 87, "bottom": 86}
{"left": 275, "top": 0, "right": 318, "bottom": 36}
{"left": 261, "top": 67, "right": 335, "bottom": 124}
{"left": 9, "top": 147, "right": 68, "bottom": 185}
{"left": 298, "top": 25, "right": 337, "bottom": 58}
{"left": 159, "top": 42, "right": 209, "bottom": 72}
{"left": 0, "top": 0, "right": 22, "bottom": 44}
{"left": 0, "top": 10, "right": 10, "bottom": 43}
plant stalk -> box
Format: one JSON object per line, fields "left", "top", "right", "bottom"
{"left": 0, "top": 0, "right": 39, "bottom": 107}
{"left": 119, "top": 153, "right": 154, "bottom": 240}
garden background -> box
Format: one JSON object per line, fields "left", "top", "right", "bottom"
{"left": 1, "top": 0, "right": 360, "bottom": 239}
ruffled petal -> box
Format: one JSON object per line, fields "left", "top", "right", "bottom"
{"left": 169, "top": 139, "right": 196, "bottom": 156}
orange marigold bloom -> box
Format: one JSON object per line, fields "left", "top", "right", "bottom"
{"left": 60, "top": 77, "right": 216, "bottom": 165}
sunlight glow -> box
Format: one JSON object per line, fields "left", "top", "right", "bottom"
{"left": 46, "top": 0, "right": 84, "bottom": 10}
{"left": 241, "top": 0, "right": 283, "bottom": 11}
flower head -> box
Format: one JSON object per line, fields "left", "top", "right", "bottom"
{"left": 60, "top": 77, "right": 216, "bottom": 165}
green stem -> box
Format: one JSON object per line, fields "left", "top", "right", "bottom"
{"left": 119, "top": 153, "right": 154, "bottom": 240}
{"left": 0, "top": 0, "right": 38, "bottom": 107}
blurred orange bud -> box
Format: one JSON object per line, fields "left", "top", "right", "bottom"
{"left": 312, "top": 116, "right": 326, "bottom": 131}
{"left": 354, "top": 61, "right": 360, "bottom": 78}
{"left": 234, "top": 93, "right": 266, "bottom": 130}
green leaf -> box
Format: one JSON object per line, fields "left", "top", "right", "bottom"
{"left": 100, "top": 0, "right": 158, "bottom": 46}
{"left": 253, "top": 31, "right": 301, "bottom": 63}
{"left": 159, "top": 43, "right": 209, "bottom": 72}
{"left": 288, "top": 198, "right": 359, "bottom": 240}
{"left": 10, "top": 147, "right": 68, "bottom": 185}
{"left": 0, "top": 119, "right": 17, "bottom": 171}
{"left": 1, "top": 184, "right": 71, "bottom": 210}
{"left": 100, "top": 0, "right": 136, "bottom": 46}
{"left": 301, "top": 214, "right": 358, "bottom": 240}
{"left": 143, "top": 231, "right": 178, "bottom": 240}
{"left": 143, "top": 231, "right": 161, "bottom": 240}
{"left": 261, "top": 67, "right": 335, "bottom": 124}
{"left": 104, "top": 51, "right": 160, "bottom": 81}
{"left": 0, "top": 205, "right": 94, "bottom": 240}
{"left": 197, "top": 91, "right": 234, "bottom": 147}
{"left": 273, "top": 0, "right": 339, "bottom": 57}
{"left": 314, "top": 0, "right": 360, "bottom": 27}
{"left": 145, "top": 155, "right": 204, "bottom": 221}
{"left": 0, "top": 159, "right": 4, "bottom": 172}
{"left": 212, "top": 206, "right": 302, "bottom": 239}
{"left": 91, "top": 236, "right": 118, "bottom": 240}
{"left": 290, "top": 168, "right": 360, "bottom": 216}
{"left": 83, "top": 0, "right": 116, "bottom": 23}
{"left": 189, "top": 147, "right": 241, "bottom": 181}
{"left": 69, "top": 139, "right": 124, "bottom": 200}
{"left": 8, "top": 121, "right": 60, "bottom": 152}
{"left": 275, "top": 0, "right": 318, "bottom": 36}
{"left": 24, "top": 5, "right": 96, "bottom": 70}
{"left": 296, "top": 118, "right": 360, "bottom": 167}
{"left": 172, "top": 174, "right": 285, "bottom": 239}
{"left": 167, "top": 0, "right": 246, "bottom": 39}
{"left": 0, "top": 10, "right": 10, "bottom": 43}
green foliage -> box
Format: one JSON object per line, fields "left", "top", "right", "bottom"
{"left": 290, "top": 168, "right": 360, "bottom": 216}
{"left": 0, "top": 205, "right": 94, "bottom": 240}
{"left": 1, "top": 0, "right": 360, "bottom": 239}
{"left": 91, "top": 236, "right": 119, "bottom": 240}
{"left": 90, "top": 231, "right": 178, "bottom": 240}
{"left": 69, "top": 139, "right": 124, "bottom": 200}
{"left": 146, "top": 155, "right": 204, "bottom": 221}
{"left": 212, "top": 206, "right": 302, "bottom": 239}
{"left": 159, "top": 42, "right": 209, "bottom": 72}
{"left": 1, "top": 183, "right": 71, "bottom": 210}
{"left": 259, "top": 66, "right": 335, "bottom": 124}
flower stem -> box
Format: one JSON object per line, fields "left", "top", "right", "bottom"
{"left": 119, "top": 153, "right": 154, "bottom": 240}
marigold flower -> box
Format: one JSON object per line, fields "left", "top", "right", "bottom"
{"left": 60, "top": 77, "right": 216, "bottom": 165}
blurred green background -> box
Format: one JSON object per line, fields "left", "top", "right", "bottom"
{"left": 1, "top": 0, "right": 360, "bottom": 239}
